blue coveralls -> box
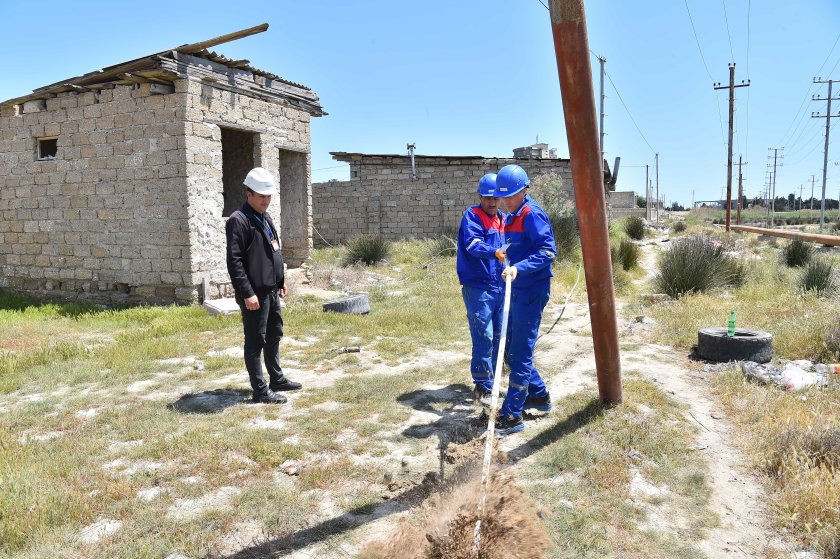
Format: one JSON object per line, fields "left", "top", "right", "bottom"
{"left": 456, "top": 205, "right": 505, "bottom": 392}
{"left": 499, "top": 196, "right": 556, "bottom": 419}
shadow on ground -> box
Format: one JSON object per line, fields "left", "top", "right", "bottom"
{"left": 213, "top": 391, "right": 605, "bottom": 558}
{"left": 167, "top": 389, "right": 251, "bottom": 414}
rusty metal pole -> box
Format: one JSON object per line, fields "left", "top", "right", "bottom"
{"left": 548, "top": 0, "right": 622, "bottom": 404}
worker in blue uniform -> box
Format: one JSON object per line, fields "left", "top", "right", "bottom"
{"left": 494, "top": 164, "right": 556, "bottom": 435}
{"left": 456, "top": 173, "right": 507, "bottom": 406}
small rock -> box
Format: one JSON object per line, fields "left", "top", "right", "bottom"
{"left": 280, "top": 459, "right": 300, "bottom": 476}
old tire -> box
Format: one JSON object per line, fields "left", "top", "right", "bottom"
{"left": 322, "top": 293, "right": 370, "bottom": 314}
{"left": 696, "top": 327, "right": 772, "bottom": 363}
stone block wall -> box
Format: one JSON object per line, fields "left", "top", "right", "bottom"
{"left": 0, "top": 70, "right": 315, "bottom": 304}
{"left": 0, "top": 83, "right": 190, "bottom": 304}
{"left": 312, "top": 156, "right": 574, "bottom": 246}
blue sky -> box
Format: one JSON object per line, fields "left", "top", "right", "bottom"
{"left": 1, "top": 0, "right": 839, "bottom": 208}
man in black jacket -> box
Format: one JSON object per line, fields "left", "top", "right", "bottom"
{"left": 226, "top": 167, "right": 302, "bottom": 404}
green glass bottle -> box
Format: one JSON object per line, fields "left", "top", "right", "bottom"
{"left": 727, "top": 310, "right": 736, "bottom": 337}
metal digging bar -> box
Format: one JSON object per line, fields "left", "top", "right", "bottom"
{"left": 549, "top": 0, "right": 622, "bottom": 404}
{"left": 472, "top": 259, "right": 513, "bottom": 557}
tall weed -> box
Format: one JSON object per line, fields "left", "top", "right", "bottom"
{"left": 801, "top": 258, "right": 835, "bottom": 295}
{"left": 344, "top": 234, "right": 390, "bottom": 266}
{"left": 654, "top": 234, "right": 745, "bottom": 298}
{"left": 623, "top": 216, "right": 645, "bottom": 240}
{"left": 782, "top": 239, "right": 814, "bottom": 268}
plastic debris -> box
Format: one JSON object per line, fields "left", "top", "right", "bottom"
{"left": 741, "top": 360, "right": 828, "bottom": 391}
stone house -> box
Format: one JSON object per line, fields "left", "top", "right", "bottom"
{"left": 0, "top": 24, "right": 324, "bottom": 305}
{"left": 312, "top": 151, "right": 629, "bottom": 246}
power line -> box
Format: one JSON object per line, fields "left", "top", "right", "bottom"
{"left": 537, "top": 0, "right": 548, "bottom": 10}
{"left": 721, "top": 0, "right": 735, "bottom": 62}
{"left": 604, "top": 70, "right": 656, "bottom": 154}
{"left": 312, "top": 163, "right": 349, "bottom": 172}
{"left": 683, "top": 0, "right": 716, "bottom": 83}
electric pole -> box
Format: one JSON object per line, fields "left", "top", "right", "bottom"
{"left": 736, "top": 156, "right": 745, "bottom": 225}
{"left": 767, "top": 148, "right": 784, "bottom": 227}
{"left": 812, "top": 78, "right": 840, "bottom": 230}
{"left": 655, "top": 153, "right": 660, "bottom": 226}
{"left": 645, "top": 164, "right": 650, "bottom": 221}
{"left": 811, "top": 174, "right": 816, "bottom": 212}
{"left": 599, "top": 56, "right": 606, "bottom": 164}
{"left": 799, "top": 183, "right": 804, "bottom": 215}
{"left": 714, "top": 63, "right": 750, "bottom": 232}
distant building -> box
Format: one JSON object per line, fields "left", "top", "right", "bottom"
{"left": 512, "top": 143, "right": 558, "bottom": 159}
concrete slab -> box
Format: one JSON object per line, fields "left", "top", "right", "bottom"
{"left": 203, "top": 298, "right": 240, "bottom": 316}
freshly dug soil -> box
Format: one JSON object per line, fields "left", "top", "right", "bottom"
{"left": 361, "top": 470, "right": 549, "bottom": 559}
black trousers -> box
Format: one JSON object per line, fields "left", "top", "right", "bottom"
{"left": 239, "top": 289, "right": 284, "bottom": 395}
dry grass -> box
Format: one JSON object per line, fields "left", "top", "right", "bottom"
{"left": 645, "top": 229, "right": 840, "bottom": 557}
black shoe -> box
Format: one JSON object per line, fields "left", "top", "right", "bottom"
{"left": 269, "top": 378, "right": 302, "bottom": 391}
{"left": 252, "top": 389, "right": 288, "bottom": 404}
{"left": 473, "top": 385, "right": 492, "bottom": 407}
{"left": 524, "top": 394, "right": 553, "bottom": 412}
{"left": 494, "top": 414, "right": 524, "bottom": 436}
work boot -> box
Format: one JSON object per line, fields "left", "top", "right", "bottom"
{"left": 524, "top": 393, "right": 552, "bottom": 412}
{"left": 473, "top": 385, "right": 492, "bottom": 407}
{"left": 494, "top": 414, "right": 524, "bottom": 436}
{"left": 269, "top": 378, "right": 302, "bottom": 391}
{"left": 252, "top": 389, "right": 288, "bottom": 404}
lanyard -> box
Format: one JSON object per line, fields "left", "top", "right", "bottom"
{"left": 249, "top": 212, "right": 274, "bottom": 241}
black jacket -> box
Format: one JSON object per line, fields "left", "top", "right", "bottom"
{"left": 226, "top": 203, "right": 285, "bottom": 299}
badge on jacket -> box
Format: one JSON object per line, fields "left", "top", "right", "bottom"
{"left": 271, "top": 239, "right": 280, "bottom": 252}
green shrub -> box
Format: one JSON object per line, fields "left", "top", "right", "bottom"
{"left": 672, "top": 221, "right": 687, "bottom": 233}
{"left": 781, "top": 239, "right": 814, "bottom": 268}
{"left": 343, "top": 234, "right": 390, "bottom": 266}
{"left": 623, "top": 216, "right": 645, "bottom": 240}
{"left": 654, "top": 234, "right": 745, "bottom": 298}
{"left": 611, "top": 238, "right": 640, "bottom": 271}
{"left": 800, "top": 258, "right": 835, "bottom": 295}
{"left": 548, "top": 212, "right": 580, "bottom": 261}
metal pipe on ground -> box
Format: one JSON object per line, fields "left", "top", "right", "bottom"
{"left": 731, "top": 225, "right": 840, "bottom": 247}
{"left": 548, "top": 0, "right": 622, "bottom": 404}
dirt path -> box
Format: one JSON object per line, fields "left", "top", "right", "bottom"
{"left": 623, "top": 236, "right": 793, "bottom": 557}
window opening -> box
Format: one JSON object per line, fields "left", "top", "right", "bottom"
{"left": 38, "top": 137, "right": 58, "bottom": 160}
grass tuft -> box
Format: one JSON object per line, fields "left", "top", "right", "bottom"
{"left": 800, "top": 258, "right": 835, "bottom": 295}
{"left": 343, "top": 234, "right": 391, "bottom": 266}
{"left": 654, "top": 234, "right": 746, "bottom": 298}
{"left": 781, "top": 239, "right": 814, "bottom": 268}
{"left": 623, "top": 215, "right": 646, "bottom": 240}
{"left": 548, "top": 212, "right": 581, "bottom": 261}
{"left": 611, "top": 238, "right": 640, "bottom": 271}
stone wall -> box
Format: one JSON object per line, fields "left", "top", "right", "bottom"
{"left": 312, "top": 156, "right": 574, "bottom": 246}
{"left": 0, "top": 83, "right": 191, "bottom": 304}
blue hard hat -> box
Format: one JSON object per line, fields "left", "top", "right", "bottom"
{"left": 496, "top": 164, "right": 530, "bottom": 197}
{"left": 477, "top": 173, "right": 498, "bottom": 196}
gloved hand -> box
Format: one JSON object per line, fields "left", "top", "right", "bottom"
{"left": 501, "top": 266, "right": 518, "bottom": 281}
{"left": 494, "top": 248, "right": 507, "bottom": 263}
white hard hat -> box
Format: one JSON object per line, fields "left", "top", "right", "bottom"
{"left": 243, "top": 167, "right": 277, "bottom": 195}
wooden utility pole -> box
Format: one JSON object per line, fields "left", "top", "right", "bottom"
{"left": 812, "top": 78, "right": 840, "bottom": 230}
{"left": 548, "top": 0, "right": 622, "bottom": 405}
{"left": 811, "top": 174, "right": 816, "bottom": 211}
{"left": 599, "top": 55, "right": 606, "bottom": 163}
{"left": 714, "top": 64, "right": 750, "bottom": 232}
{"left": 736, "top": 156, "right": 745, "bottom": 224}
{"left": 645, "top": 164, "right": 650, "bottom": 221}
{"left": 655, "top": 153, "right": 660, "bottom": 226}
{"left": 767, "top": 148, "right": 783, "bottom": 227}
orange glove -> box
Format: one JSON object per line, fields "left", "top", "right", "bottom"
{"left": 494, "top": 248, "right": 507, "bottom": 263}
